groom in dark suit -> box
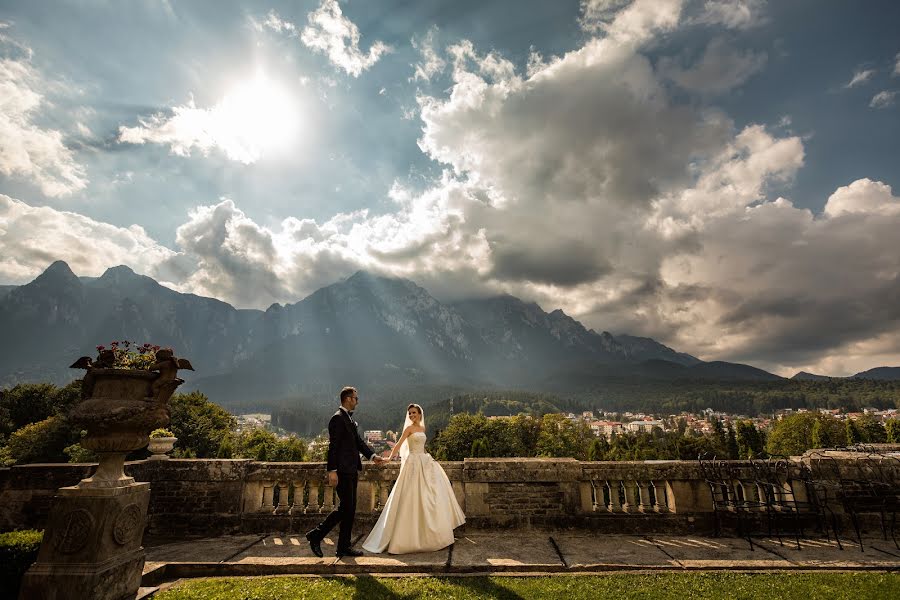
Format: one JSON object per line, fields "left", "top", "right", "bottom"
{"left": 306, "top": 386, "right": 384, "bottom": 557}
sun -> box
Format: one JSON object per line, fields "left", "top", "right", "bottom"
{"left": 217, "top": 72, "right": 301, "bottom": 159}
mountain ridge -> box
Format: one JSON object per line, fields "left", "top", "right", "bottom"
{"left": 5, "top": 262, "right": 871, "bottom": 403}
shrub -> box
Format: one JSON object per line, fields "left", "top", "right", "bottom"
{"left": 150, "top": 428, "right": 175, "bottom": 438}
{"left": 0, "top": 529, "right": 43, "bottom": 596}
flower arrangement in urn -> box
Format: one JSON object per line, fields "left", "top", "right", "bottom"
{"left": 148, "top": 428, "right": 177, "bottom": 459}
{"left": 68, "top": 341, "right": 194, "bottom": 487}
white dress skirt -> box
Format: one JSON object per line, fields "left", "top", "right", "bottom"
{"left": 362, "top": 432, "right": 466, "bottom": 554}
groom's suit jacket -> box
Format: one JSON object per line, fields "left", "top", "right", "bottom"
{"left": 327, "top": 408, "right": 376, "bottom": 474}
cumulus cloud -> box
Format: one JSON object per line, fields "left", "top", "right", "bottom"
{"left": 0, "top": 31, "right": 87, "bottom": 196}
{"left": 8, "top": 3, "right": 900, "bottom": 376}
{"left": 296, "top": 0, "right": 392, "bottom": 77}
{"left": 117, "top": 72, "right": 300, "bottom": 163}
{"left": 654, "top": 182, "right": 900, "bottom": 374}
{"left": 0, "top": 194, "right": 174, "bottom": 283}
{"left": 894, "top": 52, "right": 900, "bottom": 77}
{"left": 411, "top": 26, "right": 445, "bottom": 82}
{"left": 844, "top": 68, "right": 875, "bottom": 89}
{"left": 660, "top": 37, "right": 766, "bottom": 94}
{"left": 869, "top": 90, "right": 897, "bottom": 109}
{"left": 579, "top": 0, "right": 684, "bottom": 44}
{"left": 693, "top": 0, "right": 767, "bottom": 29}
{"left": 823, "top": 178, "right": 900, "bottom": 217}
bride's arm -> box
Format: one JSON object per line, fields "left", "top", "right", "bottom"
{"left": 388, "top": 426, "right": 414, "bottom": 461}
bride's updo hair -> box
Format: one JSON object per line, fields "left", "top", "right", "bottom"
{"left": 407, "top": 403, "right": 423, "bottom": 416}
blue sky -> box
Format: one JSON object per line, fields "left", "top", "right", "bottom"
{"left": 1, "top": 0, "right": 899, "bottom": 376}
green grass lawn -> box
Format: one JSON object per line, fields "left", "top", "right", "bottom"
{"left": 155, "top": 572, "right": 900, "bottom": 600}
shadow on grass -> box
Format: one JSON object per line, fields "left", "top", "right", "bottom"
{"left": 439, "top": 576, "right": 526, "bottom": 600}
{"left": 330, "top": 575, "right": 418, "bottom": 600}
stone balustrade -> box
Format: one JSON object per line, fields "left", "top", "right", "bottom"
{"left": 1, "top": 450, "right": 897, "bottom": 537}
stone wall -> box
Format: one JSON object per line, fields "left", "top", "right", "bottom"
{"left": 3, "top": 451, "right": 894, "bottom": 537}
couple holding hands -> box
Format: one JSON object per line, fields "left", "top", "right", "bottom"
{"left": 306, "top": 386, "right": 465, "bottom": 557}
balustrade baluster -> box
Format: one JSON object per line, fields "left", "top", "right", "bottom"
{"left": 273, "top": 481, "right": 287, "bottom": 514}
{"left": 321, "top": 482, "right": 335, "bottom": 513}
{"left": 652, "top": 480, "right": 668, "bottom": 513}
{"left": 607, "top": 480, "right": 622, "bottom": 512}
{"left": 290, "top": 480, "right": 305, "bottom": 515}
{"left": 261, "top": 483, "right": 275, "bottom": 513}
{"left": 307, "top": 479, "right": 321, "bottom": 513}
{"left": 623, "top": 480, "right": 638, "bottom": 513}
{"left": 638, "top": 481, "right": 652, "bottom": 512}
{"left": 588, "top": 480, "right": 600, "bottom": 512}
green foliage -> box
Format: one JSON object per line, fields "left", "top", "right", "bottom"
{"left": 561, "top": 377, "right": 900, "bottom": 417}
{"left": 735, "top": 421, "right": 765, "bottom": 458}
{"left": 767, "top": 413, "right": 843, "bottom": 457}
{"left": 725, "top": 424, "right": 739, "bottom": 459}
{"left": 168, "top": 391, "right": 237, "bottom": 458}
{"left": 845, "top": 419, "right": 863, "bottom": 445}
{"left": 6, "top": 416, "right": 78, "bottom": 464}
{"left": 469, "top": 438, "right": 489, "bottom": 458}
{"left": 150, "top": 428, "right": 175, "bottom": 438}
{"left": 587, "top": 438, "right": 609, "bottom": 461}
{"left": 305, "top": 435, "right": 329, "bottom": 462}
{"left": 887, "top": 419, "right": 900, "bottom": 443}
{"left": 63, "top": 442, "right": 97, "bottom": 463}
{"left": 855, "top": 415, "right": 887, "bottom": 443}
{"left": 0, "top": 381, "right": 80, "bottom": 437}
{"left": 535, "top": 414, "right": 593, "bottom": 460}
{"left": 430, "top": 413, "right": 492, "bottom": 461}
{"left": 0, "top": 529, "right": 43, "bottom": 597}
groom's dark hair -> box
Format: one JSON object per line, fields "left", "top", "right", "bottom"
{"left": 340, "top": 386, "right": 357, "bottom": 403}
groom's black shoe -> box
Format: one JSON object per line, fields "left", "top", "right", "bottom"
{"left": 336, "top": 547, "right": 363, "bottom": 558}
{"left": 305, "top": 532, "right": 323, "bottom": 558}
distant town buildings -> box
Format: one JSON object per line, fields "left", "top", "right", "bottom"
{"left": 236, "top": 413, "right": 271, "bottom": 431}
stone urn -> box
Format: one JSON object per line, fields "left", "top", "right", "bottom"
{"left": 20, "top": 350, "right": 193, "bottom": 600}
{"left": 148, "top": 436, "right": 178, "bottom": 459}
{"left": 69, "top": 368, "right": 182, "bottom": 487}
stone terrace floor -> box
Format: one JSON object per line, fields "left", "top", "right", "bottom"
{"left": 141, "top": 529, "right": 900, "bottom": 589}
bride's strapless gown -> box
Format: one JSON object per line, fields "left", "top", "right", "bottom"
{"left": 362, "top": 432, "right": 465, "bottom": 554}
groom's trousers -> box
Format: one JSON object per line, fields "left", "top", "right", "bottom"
{"left": 309, "top": 471, "right": 358, "bottom": 552}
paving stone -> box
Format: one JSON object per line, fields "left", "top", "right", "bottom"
{"left": 229, "top": 534, "right": 329, "bottom": 561}
{"left": 554, "top": 534, "right": 675, "bottom": 568}
{"left": 451, "top": 532, "right": 562, "bottom": 569}
{"left": 643, "top": 535, "right": 794, "bottom": 569}
{"left": 144, "top": 534, "right": 262, "bottom": 563}
{"left": 753, "top": 536, "right": 900, "bottom": 568}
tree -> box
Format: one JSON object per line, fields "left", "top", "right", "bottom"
{"left": 168, "top": 391, "right": 237, "bottom": 458}
{"left": 6, "top": 416, "right": 77, "bottom": 464}
{"left": 725, "top": 424, "right": 739, "bottom": 459}
{"left": 0, "top": 382, "right": 81, "bottom": 437}
{"left": 270, "top": 436, "right": 307, "bottom": 462}
{"left": 811, "top": 419, "right": 827, "bottom": 449}
{"left": 887, "top": 419, "right": 900, "bottom": 443}
{"left": 469, "top": 438, "right": 490, "bottom": 458}
{"left": 535, "top": 414, "right": 592, "bottom": 459}
{"left": 766, "top": 413, "right": 817, "bottom": 457}
{"left": 239, "top": 428, "right": 278, "bottom": 461}
{"left": 856, "top": 415, "right": 886, "bottom": 443}
{"left": 735, "top": 421, "right": 764, "bottom": 458}
{"left": 430, "top": 413, "right": 491, "bottom": 461}
{"left": 845, "top": 419, "right": 863, "bottom": 446}
{"left": 588, "top": 437, "right": 609, "bottom": 461}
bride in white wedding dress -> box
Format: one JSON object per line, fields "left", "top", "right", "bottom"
{"left": 362, "top": 403, "right": 465, "bottom": 554}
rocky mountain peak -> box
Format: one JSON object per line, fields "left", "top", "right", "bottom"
{"left": 31, "top": 260, "right": 79, "bottom": 286}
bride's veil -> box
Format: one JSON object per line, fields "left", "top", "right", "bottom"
{"left": 398, "top": 403, "right": 425, "bottom": 462}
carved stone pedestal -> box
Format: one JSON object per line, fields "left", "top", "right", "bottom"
{"left": 19, "top": 483, "right": 150, "bottom": 600}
